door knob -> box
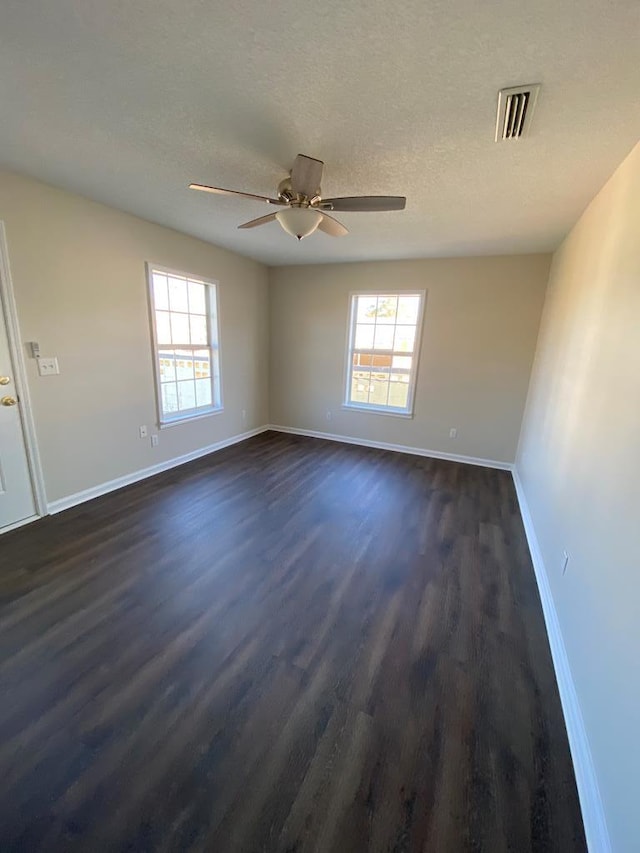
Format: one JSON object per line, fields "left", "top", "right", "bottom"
{"left": 0, "top": 376, "right": 10, "bottom": 385}
{"left": 1, "top": 396, "right": 17, "bottom": 406}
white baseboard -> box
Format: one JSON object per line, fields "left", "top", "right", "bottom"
{"left": 48, "top": 426, "right": 270, "bottom": 514}
{"left": 268, "top": 424, "right": 513, "bottom": 471}
{"left": 512, "top": 468, "right": 611, "bottom": 853}
{"left": 0, "top": 514, "right": 41, "bottom": 535}
{"left": 47, "top": 425, "right": 510, "bottom": 515}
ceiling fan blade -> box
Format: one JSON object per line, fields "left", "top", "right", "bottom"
{"left": 318, "top": 196, "right": 406, "bottom": 212}
{"left": 237, "top": 212, "right": 278, "bottom": 229}
{"left": 189, "top": 183, "right": 285, "bottom": 205}
{"left": 290, "top": 154, "right": 324, "bottom": 198}
{"left": 318, "top": 212, "right": 348, "bottom": 237}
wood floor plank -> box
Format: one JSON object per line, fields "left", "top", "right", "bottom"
{"left": 0, "top": 431, "right": 586, "bottom": 851}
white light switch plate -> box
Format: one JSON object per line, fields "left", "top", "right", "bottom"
{"left": 37, "top": 357, "right": 59, "bottom": 376}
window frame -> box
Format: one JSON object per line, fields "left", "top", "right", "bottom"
{"left": 146, "top": 263, "right": 223, "bottom": 428}
{"left": 342, "top": 290, "right": 426, "bottom": 418}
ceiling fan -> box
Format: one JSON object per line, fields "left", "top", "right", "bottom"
{"left": 189, "top": 154, "right": 406, "bottom": 240}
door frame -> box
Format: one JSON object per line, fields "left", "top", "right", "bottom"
{"left": 0, "top": 221, "right": 47, "bottom": 527}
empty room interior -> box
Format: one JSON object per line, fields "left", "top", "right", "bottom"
{"left": 0, "top": 1, "right": 638, "bottom": 851}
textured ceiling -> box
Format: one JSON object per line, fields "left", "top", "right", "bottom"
{"left": 0, "top": 0, "right": 639, "bottom": 266}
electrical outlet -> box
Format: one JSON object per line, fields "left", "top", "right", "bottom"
{"left": 326, "top": 410, "right": 332, "bottom": 421}
{"left": 139, "top": 425, "right": 148, "bottom": 439}
{"left": 449, "top": 427, "right": 457, "bottom": 439}
{"left": 561, "top": 551, "right": 570, "bottom": 575}
{"left": 37, "top": 357, "right": 59, "bottom": 376}
{"left": 151, "top": 434, "right": 159, "bottom": 448}
{"left": 241, "top": 409, "right": 246, "bottom": 421}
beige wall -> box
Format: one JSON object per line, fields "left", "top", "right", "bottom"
{"left": 516, "top": 142, "right": 640, "bottom": 852}
{"left": 0, "top": 171, "right": 269, "bottom": 503}
{"left": 269, "top": 256, "right": 550, "bottom": 463}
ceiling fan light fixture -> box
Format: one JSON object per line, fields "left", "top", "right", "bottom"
{"left": 276, "top": 207, "right": 323, "bottom": 240}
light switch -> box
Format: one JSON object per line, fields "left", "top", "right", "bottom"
{"left": 37, "top": 357, "right": 60, "bottom": 376}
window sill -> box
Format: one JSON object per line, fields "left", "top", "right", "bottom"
{"left": 159, "top": 407, "right": 224, "bottom": 429}
{"left": 341, "top": 404, "right": 414, "bottom": 419}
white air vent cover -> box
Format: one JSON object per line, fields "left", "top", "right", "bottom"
{"left": 495, "top": 84, "right": 540, "bottom": 141}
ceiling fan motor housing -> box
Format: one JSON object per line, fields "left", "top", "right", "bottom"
{"left": 277, "top": 176, "right": 320, "bottom": 205}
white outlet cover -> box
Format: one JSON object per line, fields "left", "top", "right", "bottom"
{"left": 37, "top": 357, "right": 59, "bottom": 376}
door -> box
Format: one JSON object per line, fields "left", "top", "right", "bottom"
{"left": 0, "top": 295, "right": 36, "bottom": 529}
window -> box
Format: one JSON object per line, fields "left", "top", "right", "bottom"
{"left": 147, "top": 265, "right": 222, "bottom": 425}
{"left": 344, "top": 292, "right": 425, "bottom": 416}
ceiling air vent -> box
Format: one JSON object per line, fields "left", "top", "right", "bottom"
{"left": 495, "top": 84, "right": 540, "bottom": 141}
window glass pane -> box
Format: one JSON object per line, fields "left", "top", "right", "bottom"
{"left": 193, "top": 349, "right": 211, "bottom": 378}
{"left": 346, "top": 292, "right": 423, "bottom": 414}
{"left": 368, "top": 374, "right": 390, "bottom": 406}
{"left": 174, "top": 349, "right": 194, "bottom": 380}
{"left": 190, "top": 314, "right": 208, "bottom": 345}
{"left": 388, "top": 375, "right": 409, "bottom": 408}
{"left": 394, "top": 325, "right": 416, "bottom": 353}
{"left": 150, "top": 268, "right": 219, "bottom": 422}
{"left": 158, "top": 349, "right": 176, "bottom": 382}
{"left": 195, "top": 377, "right": 213, "bottom": 407}
{"left": 177, "top": 380, "right": 196, "bottom": 410}
{"left": 356, "top": 295, "right": 378, "bottom": 323}
{"left": 161, "top": 382, "right": 178, "bottom": 414}
{"left": 170, "top": 312, "right": 190, "bottom": 344}
{"left": 397, "top": 295, "right": 420, "bottom": 324}
{"left": 373, "top": 325, "right": 394, "bottom": 350}
{"left": 188, "top": 281, "right": 207, "bottom": 314}
{"left": 155, "top": 311, "right": 171, "bottom": 344}
{"left": 354, "top": 324, "right": 374, "bottom": 350}
{"left": 372, "top": 353, "right": 392, "bottom": 371}
{"left": 350, "top": 368, "right": 371, "bottom": 404}
{"left": 392, "top": 355, "right": 412, "bottom": 371}
{"left": 153, "top": 274, "right": 169, "bottom": 310}
{"left": 168, "top": 276, "right": 189, "bottom": 312}
{"left": 375, "top": 295, "right": 398, "bottom": 324}
{"left": 353, "top": 352, "right": 373, "bottom": 369}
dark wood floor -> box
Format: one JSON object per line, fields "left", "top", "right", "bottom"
{"left": 0, "top": 431, "right": 585, "bottom": 852}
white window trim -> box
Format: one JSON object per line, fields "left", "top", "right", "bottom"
{"left": 342, "top": 289, "right": 426, "bottom": 418}
{"left": 146, "top": 263, "right": 223, "bottom": 428}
